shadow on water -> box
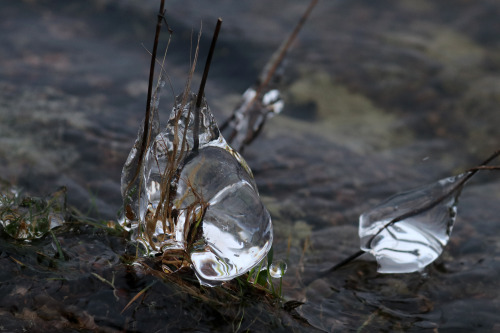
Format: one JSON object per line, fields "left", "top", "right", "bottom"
{"left": 1, "top": 0, "right": 500, "bottom": 331}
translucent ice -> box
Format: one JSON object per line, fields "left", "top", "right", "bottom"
{"left": 359, "top": 173, "right": 468, "bottom": 273}
{"left": 122, "top": 91, "right": 273, "bottom": 286}
{"left": 269, "top": 260, "right": 287, "bottom": 278}
{"left": 180, "top": 147, "right": 273, "bottom": 286}
{"left": 121, "top": 79, "right": 163, "bottom": 226}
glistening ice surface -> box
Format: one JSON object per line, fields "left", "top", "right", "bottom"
{"left": 123, "top": 92, "right": 273, "bottom": 286}
{"left": 359, "top": 173, "right": 468, "bottom": 273}
{"left": 178, "top": 147, "right": 273, "bottom": 285}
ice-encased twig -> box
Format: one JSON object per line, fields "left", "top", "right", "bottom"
{"left": 121, "top": 77, "right": 164, "bottom": 226}
{"left": 194, "top": 18, "right": 223, "bottom": 152}
{"left": 121, "top": 5, "right": 273, "bottom": 287}
{"left": 324, "top": 150, "right": 500, "bottom": 275}
{"left": 359, "top": 172, "right": 467, "bottom": 273}
{"left": 360, "top": 151, "right": 500, "bottom": 273}
{"left": 220, "top": 0, "right": 318, "bottom": 152}
{"left": 135, "top": 92, "right": 272, "bottom": 286}
{"left": 121, "top": 0, "right": 168, "bottom": 225}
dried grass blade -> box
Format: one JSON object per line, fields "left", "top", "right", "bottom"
{"left": 121, "top": 280, "right": 157, "bottom": 314}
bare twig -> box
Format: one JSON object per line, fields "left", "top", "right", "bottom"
{"left": 123, "top": 0, "right": 166, "bottom": 212}
{"left": 141, "top": 39, "right": 175, "bottom": 102}
{"left": 193, "top": 18, "right": 223, "bottom": 152}
{"left": 256, "top": 0, "right": 318, "bottom": 94}
{"left": 322, "top": 250, "right": 365, "bottom": 275}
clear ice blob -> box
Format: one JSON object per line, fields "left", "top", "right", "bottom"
{"left": 181, "top": 147, "right": 273, "bottom": 286}
{"left": 269, "top": 260, "right": 287, "bottom": 278}
{"left": 359, "top": 173, "right": 468, "bottom": 273}
{"left": 121, "top": 91, "right": 273, "bottom": 286}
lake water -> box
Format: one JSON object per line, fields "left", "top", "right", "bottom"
{"left": 1, "top": 0, "right": 500, "bottom": 331}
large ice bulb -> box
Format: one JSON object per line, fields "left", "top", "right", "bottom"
{"left": 122, "top": 92, "right": 273, "bottom": 286}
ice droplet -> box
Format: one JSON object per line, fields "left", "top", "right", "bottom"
{"left": 359, "top": 173, "right": 468, "bottom": 273}
{"left": 122, "top": 92, "right": 273, "bottom": 286}
{"left": 269, "top": 260, "right": 287, "bottom": 278}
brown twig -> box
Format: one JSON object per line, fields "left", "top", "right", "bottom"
{"left": 123, "top": 0, "right": 166, "bottom": 208}
{"left": 220, "top": 0, "right": 318, "bottom": 133}
{"left": 141, "top": 0, "right": 165, "bottom": 177}
{"left": 256, "top": 0, "right": 318, "bottom": 94}
{"left": 151, "top": 27, "right": 203, "bottom": 241}
{"left": 193, "top": 18, "right": 223, "bottom": 152}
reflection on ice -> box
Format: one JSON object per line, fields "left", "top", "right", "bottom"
{"left": 359, "top": 173, "right": 467, "bottom": 273}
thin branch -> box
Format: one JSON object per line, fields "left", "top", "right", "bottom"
{"left": 193, "top": 18, "right": 223, "bottom": 152}
{"left": 123, "top": 0, "right": 166, "bottom": 202}
{"left": 220, "top": 0, "right": 318, "bottom": 132}
{"left": 142, "top": 0, "right": 165, "bottom": 174}
{"left": 256, "top": 0, "right": 318, "bottom": 93}
{"left": 141, "top": 37, "right": 176, "bottom": 101}
{"left": 467, "top": 165, "right": 500, "bottom": 172}
{"left": 121, "top": 281, "right": 157, "bottom": 314}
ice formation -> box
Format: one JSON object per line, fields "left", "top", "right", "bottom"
{"left": 359, "top": 173, "right": 467, "bottom": 273}
{"left": 121, "top": 92, "right": 273, "bottom": 286}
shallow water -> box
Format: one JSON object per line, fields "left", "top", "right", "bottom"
{"left": 1, "top": 0, "right": 500, "bottom": 331}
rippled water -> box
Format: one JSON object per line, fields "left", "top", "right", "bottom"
{"left": 1, "top": 0, "right": 500, "bottom": 331}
